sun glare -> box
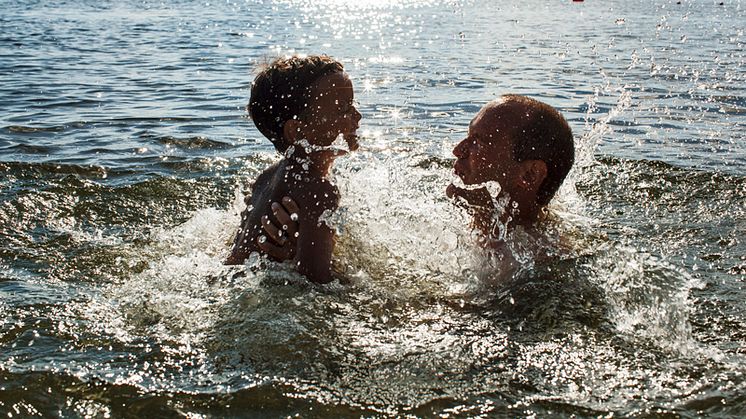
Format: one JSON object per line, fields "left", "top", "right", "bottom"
{"left": 304, "top": 0, "right": 406, "bottom": 8}
{"left": 279, "top": 0, "right": 431, "bottom": 10}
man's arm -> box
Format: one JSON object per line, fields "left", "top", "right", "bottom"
{"left": 225, "top": 164, "right": 280, "bottom": 265}
{"left": 294, "top": 209, "right": 335, "bottom": 283}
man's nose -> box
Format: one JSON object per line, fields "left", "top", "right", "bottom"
{"left": 453, "top": 139, "right": 467, "bottom": 157}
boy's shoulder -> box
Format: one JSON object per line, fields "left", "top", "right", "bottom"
{"left": 291, "top": 177, "right": 340, "bottom": 217}
{"left": 251, "top": 160, "right": 285, "bottom": 192}
{"left": 293, "top": 176, "right": 339, "bottom": 200}
{"left": 258, "top": 160, "right": 284, "bottom": 180}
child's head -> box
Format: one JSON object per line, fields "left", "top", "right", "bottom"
{"left": 248, "top": 55, "right": 361, "bottom": 153}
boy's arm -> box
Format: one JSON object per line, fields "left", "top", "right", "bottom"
{"left": 293, "top": 183, "right": 339, "bottom": 284}
{"left": 225, "top": 163, "right": 281, "bottom": 265}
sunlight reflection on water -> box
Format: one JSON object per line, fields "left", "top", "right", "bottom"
{"left": 0, "top": 0, "right": 744, "bottom": 416}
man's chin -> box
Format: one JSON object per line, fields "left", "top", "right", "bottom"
{"left": 447, "top": 183, "right": 475, "bottom": 200}
{"left": 447, "top": 174, "right": 473, "bottom": 196}
{"left": 446, "top": 183, "right": 491, "bottom": 208}
{"left": 344, "top": 134, "right": 359, "bottom": 151}
{"left": 446, "top": 183, "right": 459, "bottom": 198}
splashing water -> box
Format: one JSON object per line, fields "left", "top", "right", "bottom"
{"left": 1, "top": 0, "right": 745, "bottom": 416}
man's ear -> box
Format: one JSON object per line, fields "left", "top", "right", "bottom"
{"left": 283, "top": 119, "right": 302, "bottom": 143}
{"left": 518, "top": 159, "right": 548, "bottom": 191}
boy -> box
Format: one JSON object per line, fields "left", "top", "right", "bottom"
{"left": 225, "top": 55, "right": 361, "bottom": 284}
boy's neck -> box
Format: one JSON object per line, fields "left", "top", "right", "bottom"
{"left": 286, "top": 149, "right": 337, "bottom": 178}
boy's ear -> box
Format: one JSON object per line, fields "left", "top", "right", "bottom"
{"left": 518, "top": 159, "right": 548, "bottom": 191}
{"left": 283, "top": 119, "right": 302, "bottom": 143}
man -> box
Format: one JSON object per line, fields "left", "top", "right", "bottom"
{"left": 252, "top": 94, "right": 574, "bottom": 260}
{"left": 445, "top": 94, "right": 574, "bottom": 244}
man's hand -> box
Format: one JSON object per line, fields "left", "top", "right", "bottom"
{"left": 257, "top": 196, "right": 301, "bottom": 261}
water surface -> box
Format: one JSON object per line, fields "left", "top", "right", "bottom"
{"left": 1, "top": 0, "right": 745, "bottom": 417}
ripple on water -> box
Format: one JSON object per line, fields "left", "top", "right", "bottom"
{"left": 1, "top": 0, "right": 745, "bottom": 415}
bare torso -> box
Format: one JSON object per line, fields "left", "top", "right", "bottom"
{"left": 226, "top": 158, "right": 340, "bottom": 283}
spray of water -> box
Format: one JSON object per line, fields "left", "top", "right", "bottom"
{"left": 87, "top": 95, "right": 717, "bottom": 405}
{"left": 569, "top": 81, "right": 710, "bottom": 356}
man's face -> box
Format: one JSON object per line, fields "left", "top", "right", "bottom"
{"left": 452, "top": 102, "right": 521, "bottom": 190}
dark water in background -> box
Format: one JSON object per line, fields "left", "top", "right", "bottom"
{"left": 1, "top": 0, "right": 745, "bottom": 417}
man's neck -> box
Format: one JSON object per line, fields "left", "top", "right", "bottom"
{"left": 472, "top": 195, "right": 542, "bottom": 239}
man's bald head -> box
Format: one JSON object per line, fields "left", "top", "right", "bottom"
{"left": 494, "top": 95, "right": 575, "bottom": 206}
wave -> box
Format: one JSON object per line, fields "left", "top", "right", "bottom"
{"left": 0, "top": 143, "right": 58, "bottom": 154}
{"left": 0, "top": 160, "right": 111, "bottom": 178}
{"left": 145, "top": 134, "right": 233, "bottom": 150}
{"left": 3, "top": 125, "right": 67, "bottom": 134}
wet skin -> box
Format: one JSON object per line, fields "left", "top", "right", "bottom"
{"left": 256, "top": 99, "right": 550, "bottom": 264}
{"left": 447, "top": 101, "right": 548, "bottom": 235}
{"left": 226, "top": 70, "right": 361, "bottom": 284}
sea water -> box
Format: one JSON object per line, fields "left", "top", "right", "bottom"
{"left": 1, "top": 0, "right": 745, "bottom": 416}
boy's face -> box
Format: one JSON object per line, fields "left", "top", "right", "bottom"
{"left": 452, "top": 102, "right": 522, "bottom": 190}
{"left": 299, "top": 71, "right": 361, "bottom": 150}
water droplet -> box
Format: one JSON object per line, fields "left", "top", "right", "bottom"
{"left": 290, "top": 213, "right": 299, "bottom": 221}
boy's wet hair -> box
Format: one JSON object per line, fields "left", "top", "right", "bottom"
{"left": 502, "top": 94, "right": 575, "bottom": 207}
{"left": 248, "top": 55, "right": 344, "bottom": 152}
